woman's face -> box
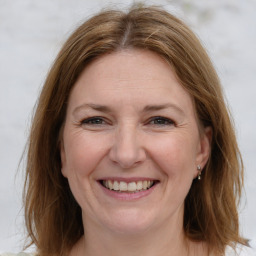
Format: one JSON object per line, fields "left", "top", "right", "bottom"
{"left": 61, "top": 49, "right": 211, "bottom": 235}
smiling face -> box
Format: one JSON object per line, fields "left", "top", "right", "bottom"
{"left": 60, "top": 49, "right": 211, "bottom": 236}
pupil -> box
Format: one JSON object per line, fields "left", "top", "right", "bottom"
{"left": 155, "top": 119, "right": 165, "bottom": 124}
{"left": 93, "top": 119, "right": 101, "bottom": 124}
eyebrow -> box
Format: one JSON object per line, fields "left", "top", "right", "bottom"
{"left": 73, "top": 103, "right": 112, "bottom": 116}
{"left": 143, "top": 104, "right": 184, "bottom": 115}
{"left": 72, "top": 103, "right": 185, "bottom": 116}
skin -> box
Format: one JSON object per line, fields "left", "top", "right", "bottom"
{"left": 60, "top": 49, "right": 212, "bottom": 256}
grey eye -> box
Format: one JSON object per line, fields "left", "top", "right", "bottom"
{"left": 82, "top": 117, "right": 105, "bottom": 125}
{"left": 149, "top": 117, "right": 174, "bottom": 125}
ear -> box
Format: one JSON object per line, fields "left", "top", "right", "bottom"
{"left": 196, "top": 126, "right": 212, "bottom": 171}
{"left": 60, "top": 139, "right": 68, "bottom": 178}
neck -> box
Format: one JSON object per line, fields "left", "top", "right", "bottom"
{"left": 87, "top": 228, "right": 187, "bottom": 256}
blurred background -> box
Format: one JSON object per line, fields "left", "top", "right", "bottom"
{"left": 0, "top": 0, "right": 255, "bottom": 253}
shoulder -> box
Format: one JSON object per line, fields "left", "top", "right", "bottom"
{"left": 225, "top": 244, "right": 256, "bottom": 256}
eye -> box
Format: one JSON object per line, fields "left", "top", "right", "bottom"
{"left": 81, "top": 117, "right": 106, "bottom": 125}
{"left": 148, "top": 116, "right": 175, "bottom": 126}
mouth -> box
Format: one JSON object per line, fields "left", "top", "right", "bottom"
{"left": 99, "top": 179, "right": 159, "bottom": 193}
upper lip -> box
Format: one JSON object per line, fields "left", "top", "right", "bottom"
{"left": 98, "top": 177, "right": 159, "bottom": 183}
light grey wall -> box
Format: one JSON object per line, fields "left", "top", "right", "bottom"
{"left": 0, "top": 0, "right": 255, "bottom": 252}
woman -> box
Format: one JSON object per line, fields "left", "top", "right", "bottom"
{"left": 3, "top": 4, "right": 255, "bottom": 256}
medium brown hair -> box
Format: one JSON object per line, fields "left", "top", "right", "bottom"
{"left": 24, "top": 4, "right": 246, "bottom": 255}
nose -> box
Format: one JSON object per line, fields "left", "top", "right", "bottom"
{"left": 109, "top": 124, "right": 146, "bottom": 169}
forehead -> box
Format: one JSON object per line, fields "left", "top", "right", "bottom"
{"left": 78, "top": 49, "right": 178, "bottom": 89}
{"left": 68, "top": 49, "right": 195, "bottom": 116}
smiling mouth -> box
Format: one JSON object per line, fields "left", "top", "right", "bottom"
{"left": 99, "top": 180, "right": 158, "bottom": 193}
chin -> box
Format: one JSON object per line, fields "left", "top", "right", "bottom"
{"left": 99, "top": 208, "right": 156, "bottom": 235}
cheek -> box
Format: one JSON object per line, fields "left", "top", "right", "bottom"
{"left": 62, "top": 132, "right": 111, "bottom": 208}
{"left": 63, "top": 131, "right": 109, "bottom": 178}
{"left": 147, "top": 133, "right": 198, "bottom": 177}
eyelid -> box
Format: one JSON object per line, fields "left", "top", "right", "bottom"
{"left": 81, "top": 116, "right": 108, "bottom": 125}
{"left": 147, "top": 116, "right": 175, "bottom": 126}
{"left": 78, "top": 116, "right": 175, "bottom": 128}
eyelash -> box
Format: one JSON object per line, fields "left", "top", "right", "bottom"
{"left": 148, "top": 116, "right": 175, "bottom": 126}
{"left": 80, "top": 116, "right": 175, "bottom": 127}
{"left": 81, "top": 117, "right": 106, "bottom": 125}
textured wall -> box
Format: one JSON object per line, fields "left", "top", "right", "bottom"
{"left": 0, "top": 0, "right": 255, "bottom": 252}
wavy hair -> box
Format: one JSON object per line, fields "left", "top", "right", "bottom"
{"left": 23, "top": 4, "right": 246, "bottom": 255}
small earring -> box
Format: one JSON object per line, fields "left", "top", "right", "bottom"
{"left": 197, "top": 165, "right": 202, "bottom": 180}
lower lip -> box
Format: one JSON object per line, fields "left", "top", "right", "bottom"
{"left": 98, "top": 182, "right": 158, "bottom": 201}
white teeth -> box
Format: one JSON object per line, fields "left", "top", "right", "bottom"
{"left": 119, "top": 181, "right": 127, "bottom": 191}
{"left": 113, "top": 181, "right": 119, "bottom": 191}
{"left": 137, "top": 181, "right": 143, "bottom": 190}
{"left": 142, "top": 181, "right": 148, "bottom": 190}
{"left": 102, "top": 180, "right": 155, "bottom": 192}
{"left": 108, "top": 180, "right": 113, "bottom": 190}
{"left": 127, "top": 182, "right": 137, "bottom": 192}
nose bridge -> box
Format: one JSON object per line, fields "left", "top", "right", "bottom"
{"left": 109, "top": 121, "right": 145, "bottom": 168}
